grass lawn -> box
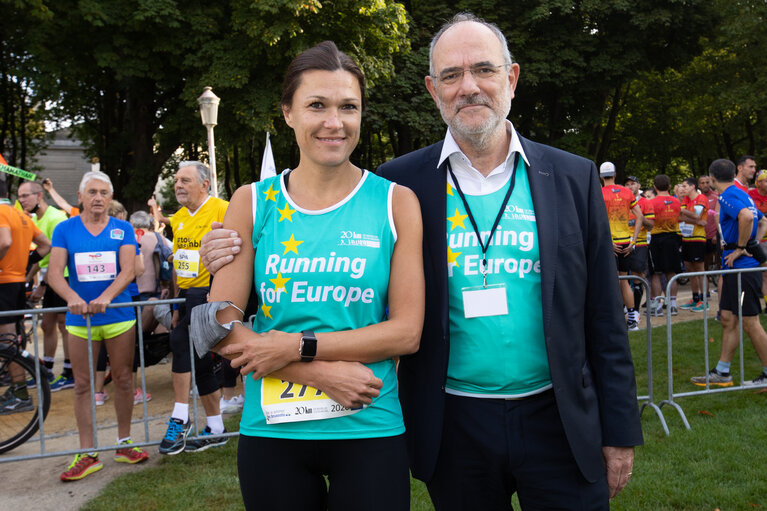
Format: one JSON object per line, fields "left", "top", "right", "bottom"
{"left": 83, "top": 316, "right": 767, "bottom": 510}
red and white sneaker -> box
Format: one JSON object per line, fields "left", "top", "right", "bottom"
{"left": 114, "top": 439, "right": 149, "bottom": 464}
{"left": 133, "top": 388, "right": 152, "bottom": 405}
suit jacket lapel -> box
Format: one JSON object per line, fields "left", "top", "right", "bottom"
{"left": 422, "top": 145, "right": 450, "bottom": 334}
{"left": 520, "top": 136, "right": 556, "bottom": 336}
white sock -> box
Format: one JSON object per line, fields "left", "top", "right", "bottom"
{"left": 117, "top": 436, "right": 131, "bottom": 444}
{"left": 207, "top": 414, "right": 225, "bottom": 434}
{"left": 171, "top": 403, "right": 189, "bottom": 423}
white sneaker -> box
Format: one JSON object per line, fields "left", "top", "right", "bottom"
{"left": 220, "top": 394, "right": 244, "bottom": 414}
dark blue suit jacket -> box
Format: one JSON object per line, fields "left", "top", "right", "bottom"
{"left": 378, "top": 135, "right": 643, "bottom": 483}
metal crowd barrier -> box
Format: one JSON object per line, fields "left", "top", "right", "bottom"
{"left": 0, "top": 298, "right": 237, "bottom": 464}
{"left": 619, "top": 274, "right": 670, "bottom": 436}
{"left": 658, "top": 266, "right": 767, "bottom": 432}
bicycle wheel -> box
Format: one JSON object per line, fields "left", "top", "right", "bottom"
{"left": 0, "top": 342, "right": 51, "bottom": 454}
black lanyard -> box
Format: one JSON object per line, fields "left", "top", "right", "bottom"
{"left": 446, "top": 153, "right": 520, "bottom": 287}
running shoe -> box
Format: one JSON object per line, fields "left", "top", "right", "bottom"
{"left": 27, "top": 370, "right": 54, "bottom": 389}
{"left": 60, "top": 453, "right": 103, "bottom": 482}
{"left": 184, "top": 427, "right": 228, "bottom": 453}
{"left": 0, "top": 395, "right": 33, "bottom": 415}
{"left": 690, "top": 368, "right": 733, "bottom": 387}
{"left": 669, "top": 304, "right": 678, "bottom": 316}
{"left": 220, "top": 394, "right": 244, "bottom": 414}
{"left": 133, "top": 388, "right": 152, "bottom": 405}
{"left": 744, "top": 372, "right": 767, "bottom": 387}
{"left": 649, "top": 298, "right": 664, "bottom": 317}
{"left": 50, "top": 374, "right": 75, "bottom": 392}
{"left": 114, "top": 439, "right": 150, "bottom": 464}
{"left": 679, "top": 299, "right": 696, "bottom": 310}
{"left": 94, "top": 391, "right": 109, "bottom": 406}
{"left": 691, "top": 301, "right": 710, "bottom": 313}
{"left": 627, "top": 319, "right": 640, "bottom": 332}
{"left": 158, "top": 418, "right": 192, "bottom": 455}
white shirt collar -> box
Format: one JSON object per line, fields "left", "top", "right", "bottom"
{"left": 438, "top": 120, "right": 530, "bottom": 195}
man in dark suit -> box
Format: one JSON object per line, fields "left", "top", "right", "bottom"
{"left": 376, "top": 12, "right": 641, "bottom": 510}
{"left": 199, "top": 12, "right": 642, "bottom": 510}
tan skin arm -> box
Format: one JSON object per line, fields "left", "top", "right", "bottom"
{"left": 0, "top": 227, "right": 10, "bottom": 260}
{"left": 208, "top": 183, "right": 425, "bottom": 407}
{"left": 42, "top": 178, "right": 74, "bottom": 213}
{"left": 32, "top": 231, "right": 51, "bottom": 259}
{"left": 134, "top": 251, "right": 145, "bottom": 278}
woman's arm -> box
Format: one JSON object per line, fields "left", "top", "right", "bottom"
{"left": 217, "top": 184, "right": 424, "bottom": 378}
{"left": 88, "top": 243, "right": 136, "bottom": 314}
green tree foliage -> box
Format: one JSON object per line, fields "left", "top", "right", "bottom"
{"left": 10, "top": 0, "right": 408, "bottom": 206}
{"left": 609, "top": 0, "right": 767, "bottom": 186}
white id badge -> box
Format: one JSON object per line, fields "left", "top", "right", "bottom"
{"left": 462, "top": 284, "right": 508, "bottom": 318}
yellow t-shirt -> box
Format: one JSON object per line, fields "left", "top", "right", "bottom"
{"left": 170, "top": 196, "right": 228, "bottom": 289}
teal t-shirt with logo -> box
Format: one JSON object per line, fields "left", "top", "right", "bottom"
{"left": 445, "top": 157, "right": 551, "bottom": 397}
{"left": 240, "top": 171, "right": 405, "bottom": 440}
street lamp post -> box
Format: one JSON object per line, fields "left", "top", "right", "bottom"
{"left": 197, "top": 86, "right": 220, "bottom": 197}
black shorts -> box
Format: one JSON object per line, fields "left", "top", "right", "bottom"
{"left": 615, "top": 244, "right": 632, "bottom": 272}
{"left": 720, "top": 271, "right": 763, "bottom": 316}
{"left": 43, "top": 278, "right": 67, "bottom": 309}
{"left": 0, "top": 282, "right": 26, "bottom": 325}
{"left": 705, "top": 238, "right": 719, "bottom": 255}
{"left": 631, "top": 245, "right": 649, "bottom": 274}
{"left": 649, "top": 233, "right": 682, "bottom": 274}
{"left": 682, "top": 242, "right": 706, "bottom": 263}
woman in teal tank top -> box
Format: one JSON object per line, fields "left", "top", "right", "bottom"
{"left": 207, "top": 41, "right": 424, "bottom": 511}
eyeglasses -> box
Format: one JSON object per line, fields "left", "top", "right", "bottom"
{"left": 18, "top": 193, "right": 41, "bottom": 199}
{"left": 433, "top": 64, "right": 509, "bottom": 86}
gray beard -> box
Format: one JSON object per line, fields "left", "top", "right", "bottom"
{"left": 441, "top": 97, "right": 511, "bottom": 152}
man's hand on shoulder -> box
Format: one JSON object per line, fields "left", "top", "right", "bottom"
{"left": 200, "top": 221, "right": 242, "bottom": 275}
{"left": 602, "top": 445, "right": 634, "bottom": 499}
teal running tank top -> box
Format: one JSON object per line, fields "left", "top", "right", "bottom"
{"left": 240, "top": 170, "right": 405, "bottom": 440}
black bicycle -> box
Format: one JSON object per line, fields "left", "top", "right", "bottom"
{"left": 0, "top": 317, "right": 51, "bottom": 454}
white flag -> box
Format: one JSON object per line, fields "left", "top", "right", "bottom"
{"left": 260, "top": 132, "right": 276, "bottom": 181}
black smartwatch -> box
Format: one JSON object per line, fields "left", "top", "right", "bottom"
{"left": 299, "top": 330, "right": 317, "bottom": 362}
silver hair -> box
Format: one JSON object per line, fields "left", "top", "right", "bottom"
{"left": 428, "top": 12, "right": 513, "bottom": 77}
{"left": 78, "top": 171, "right": 114, "bottom": 194}
{"left": 179, "top": 161, "right": 210, "bottom": 184}
{"left": 129, "top": 210, "right": 153, "bottom": 230}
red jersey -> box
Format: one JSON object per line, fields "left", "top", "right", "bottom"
{"left": 748, "top": 189, "right": 767, "bottom": 241}
{"left": 629, "top": 196, "right": 654, "bottom": 246}
{"left": 602, "top": 185, "right": 637, "bottom": 243}
{"left": 649, "top": 195, "right": 681, "bottom": 235}
{"left": 702, "top": 189, "right": 718, "bottom": 240}
{"left": 734, "top": 179, "right": 748, "bottom": 192}
{"left": 681, "top": 194, "right": 708, "bottom": 243}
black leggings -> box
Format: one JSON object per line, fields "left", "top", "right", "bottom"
{"left": 169, "top": 287, "right": 219, "bottom": 396}
{"left": 237, "top": 434, "right": 410, "bottom": 511}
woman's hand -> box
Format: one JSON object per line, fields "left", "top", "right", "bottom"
{"left": 313, "top": 361, "right": 383, "bottom": 408}
{"left": 68, "top": 295, "right": 89, "bottom": 317}
{"left": 221, "top": 329, "right": 300, "bottom": 380}
{"left": 88, "top": 294, "right": 111, "bottom": 314}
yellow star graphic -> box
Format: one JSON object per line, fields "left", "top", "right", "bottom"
{"left": 263, "top": 184, "right": 279, "bottom": 202}
{"left": 277, "top": 202, "right": 297, "bottom": 222}
{"left": 281, "top": 234, "right": 304, "bottom": 255}
{"left": 447, "top": 246, "right": 461, "bottom": 267}
{"left": 269, "top": 272, "right": 291, "bottom": 292}
{"left": 261, "top": 304, "right": 272, "bottom": 319}
{"left": 447, "top": 182, "right": 454, "bottom": 196}
{"left": 447, "top": 208, "right": 469, "bottom": 231}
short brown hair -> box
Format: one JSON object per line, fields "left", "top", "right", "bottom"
{"left": 280, "top": 41, "right": 366, "bottom": 111}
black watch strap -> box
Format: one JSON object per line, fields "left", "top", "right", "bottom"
{"left": 300, "top": 330, "right": 317, "bottom": 362}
